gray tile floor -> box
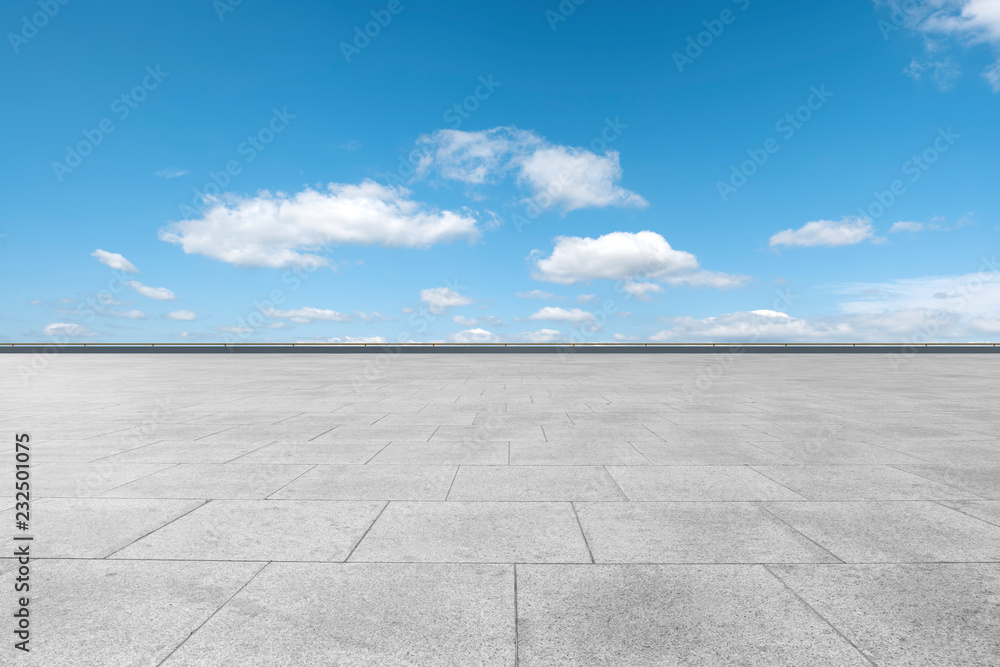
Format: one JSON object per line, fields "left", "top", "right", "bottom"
{"left": 2, "top": 352, "right": 999, "bottom": 665}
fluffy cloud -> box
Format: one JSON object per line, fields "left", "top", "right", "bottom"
{"left": 420, "top": 287, "right": 474, "bottom": 314}
{"left": 107, "top": 309, "right": 146, "bottom": 319}
{"left": 769, "top": 217, "right": 878, "bottom": 248}
{"left": 879, "top": 0, "right": 1000, "bottom": 89}
{"left": 650, "top": 265, "right": 1000, "bottom": 342}
{"left": 531, "top": 231, "right": 744, "bottom": 290}
{"left": 621, "top": 282, "right": 663, "bottom": 300}
{"left": 651, "top": 310, "right": 855, "bottom": 342}
{"left": 159, "top": 180, "right": 480, "bottom": 268}
{"left": 167, "top": 310, "right": 197, "bottom": 321}
{"left": 126, "top": 281, "right": 176, "bottom": 300}
{"left": 261, "top": 306, "right": 352, "bottom": 323}
{"left": 155, "top": 168, "right": 189, "bottom": 179}
{"left": 353, "top": 311, "right": 393, "bottom": 323}
{"left": 43, "top": 323, "right": 97, "bottom": 338}
{"left": 516, "top": 289, "right": 561, "bottom": 300}
{"left": 519, "top": 328, "right": 563, "bottom": 342}
{"left": 416, "top": 127, "right": 646, "bottom": 212}
{"left": 449, "top": 328, "right": 499, "bottom": 343}
{"left": 526, "top": 307, "right": 595, "bottom": 323}
{"left": 92, "top": 249, "right": 139, "bottom": 274}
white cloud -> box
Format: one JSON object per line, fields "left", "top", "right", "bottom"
{"left": 662, "top": 271, "right": 752, "bottom": 289}
{"left": 880, "top": 0, "right": 1000, "bottom": 90}
{"left": 420, "top": 287, "right": 473, "bottom": 314}
{"left": 890, "top": 221, "right": 928, "bottom": 233}
{"left": 321, "top": 336, "right": 387, "bottom": 343}
{"left": 126, "top": 281, "right": 176, "bottom": 300}
{"left": 261, "top": 306, "right": 352, "bottom": 323}
{"left": 577, "top": 294, "right": 597, "bottom": 303}
{"left": 531, "top": 231, "right": 698, "bottom": 284}
{"left": 92, "top": 249, "right": 139, "bottom": 274}
{"left": 621, "top": 282, "right": 663, "bottom": 300}
{"left": 613, "top": 333, "right": 638, "bottom": 341}
{"left": 516, "top": 145, "right": 648, "bottom": 212}
{"left": 159, "top": 180, "right": 481, "bottom": 268}
{"left": 480, "top": 315, "right": 506, "bottom": 327}
{"left": 651, "top": 310, "right": 855, "bottom": 342}
{"left": 650, "top": 265, "right": 1000, "bottom": 342}
{"left": 520, "top": 328, "right": 563, "bottom": 342}
{"left": 769, "top": 217, "right": 878, "bottom": 248}
{"left": 107, "top": 309, "right": 146, "bottom": 320}
{"left": 417, "top": 127, "right": 646, "bottom": 212}
{"left": 453, "top": 315, "right": 478, "bottom": 326}
{"left": 890, "top": 216, "right": 972, "bottom": 233}
{"left": 167, "top": 310, "right": 197, "bottom": 321}
{"left": 354, "top": 311, "right": 392, "bottom": 323}
{"left": 516, "top": 289, "right": 560, "bottom": 300}
{"left": 43, "top": 323, "right": 97, "bottom": 338}
{"left": 155, "top": 168, "right": 189, "bottom": 179}
{"left": 526, "top": 307, "right": 595, "bottom": 323}
{"left": 449, "top": 328, "right": 498, "bottom": 343}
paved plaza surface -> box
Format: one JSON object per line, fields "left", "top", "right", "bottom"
{"left": 2, "top": 352, "right": 999, "bottom": 666}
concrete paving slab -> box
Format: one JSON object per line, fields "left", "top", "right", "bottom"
{"left": 0, "top": 559, "right": 263, "bottom": 667}
{"left": 893, "top": 465, "right": 1000, "bottom": 499}
{"left": 369, "top": 441, "right": 508, "bottom": 465}
{"left": 575, "top": 502, "right": 839, "bottom": 563}
{"left": 749, "top": 440, "right": 930, "bottom": 464}
{"left": 20, "top": 439, "right": 162, "bottom": 463}
{"left": 770, "top": 563, "right": 1000, "bottom": 667}
{"left": 349, "top": 501, "right": 591, "bottom": 563}
{"left": 509, "top": 441, "right": 651, "bottom": 466}
{"left": 448, "top": 465, "right": 626, "bottom": 501}
{"left": 233, "top": 440, "right": 389, "bottom": 464}
{"left": 631, "top": 440, "right": 792, "bottom": 465}
{"left": 0, "top": 497, "right": 203, "bottom": 558}
{"left": 100, "top": 463, "right": 312, "bottom": 499}
{"left": 313, "top": 425, "right": 440, "bottom": 442}
{"left": 762, "top": 500, "right": 1000, "bottom": 562}
{"left": 100, "top": 439, "right": 272, "bottom": 464}
{"left": 607, "top": 465, "right": 805, "bottom": 501}
{"left": 752, "top": 464, "right": 981, "bottom": 500}
{"left": 431, "top": 424, "right": 546, "bottom": 441}
{"left": 937, "top": 500, "right": 1000, "bottom": 528}
{"left": 113, "top": 499, "right": 385, "bottom": 561}
{"left": 271, "top": 464, "right": 456, "bottom": 500}
{"left": 516, "top": 564, "right": 871, "bottom": 666}
{"left": 26, "top": 462, "right": 174, "bottom": 497}
{"left": 159, "top": 563, "right": 515, "bottom": 667}
{"left": 875, "top": 440, "right": 1000, "bottom": 464}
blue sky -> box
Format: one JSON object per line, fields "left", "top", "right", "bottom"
{"left": 2, "top": 0, "right": 999, "bottom": 343}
